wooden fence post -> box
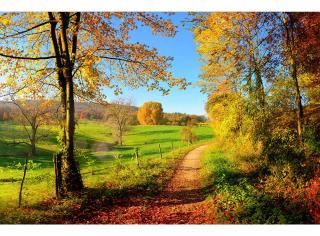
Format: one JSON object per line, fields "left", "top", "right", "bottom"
{"left": 159, "top": 144, "right": 162, "bottom": 159}
{"left": 135, "top": 147, "right": 140, "bottom": 167}
{"left": 18, "top": 152, "right": 30, "bottom": 208}
{"left": 53, "top": 153, "right": 62, "bottom": 199}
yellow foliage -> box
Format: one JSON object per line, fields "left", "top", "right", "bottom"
{"left": 0, "top": 12, "right": 188, "bottom": 102}
{"left": 137, "top": 101, "right": 163, "bottom": 125}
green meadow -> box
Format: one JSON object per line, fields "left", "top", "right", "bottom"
{"left": 0, "top": 121, "right": 212, "bottom": 211}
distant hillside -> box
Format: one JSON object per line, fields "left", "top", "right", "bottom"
{"left": 0, "top": 100, "right": 206, "bottom": 125}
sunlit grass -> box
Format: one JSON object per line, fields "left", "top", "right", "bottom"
{"left": 0, "top": 120, "right": 212, "bottom": 211}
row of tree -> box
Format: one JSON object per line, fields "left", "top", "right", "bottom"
{"left": 193, "top": 13, "right": 320, "bottom": 147}
{"left": 75, "top": 101, "right": 206, "bottom": 126}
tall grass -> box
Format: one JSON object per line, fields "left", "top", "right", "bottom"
{"left": 201, "top": 140, "right": 314, "bottom": 224}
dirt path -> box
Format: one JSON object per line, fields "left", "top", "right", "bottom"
{"left": 143, "top": 144, "right": 216, "bottom": 224}
{"left": 74, "top": 144, "right": 216, "bottom": 224}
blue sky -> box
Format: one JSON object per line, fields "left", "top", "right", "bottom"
{"left": 103, "top": 13, "right": 208, "bottom": 116}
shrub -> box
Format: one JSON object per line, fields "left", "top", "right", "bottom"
{"left": 181, "top": 126, "right": 197, "bottom": 144}
{"left": 305, "top": 175, "right": 320, "bottom": 223}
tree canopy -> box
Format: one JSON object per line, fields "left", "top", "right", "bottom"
{"left": 137, "top": 101, "right": 163, "bottom": 125}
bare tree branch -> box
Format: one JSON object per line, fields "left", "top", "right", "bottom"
{"left": 0, "top": 52, "right": 56, "bottom": 60}
{"left": 0, "top": 20, "right": 51, "bottom": 40}
{"left": 100, "top": 55, "right": 146, "bottom": 66}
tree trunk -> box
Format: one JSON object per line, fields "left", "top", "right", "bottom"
{"left": 282, "top": 13, "right": 304, "bottom": 145}
{"left": 18, "top": 153, "right": 29, "bottom": 208}
{"left": 289, "top": 18, "right": 304, "bottom": 145}
{"left": 58, "top": 74, "right": 67, "bottom": 146}
{"left": 56, "top": 73, "right": 83, "bottom": 196}
{"left": 254, "top": 66, "right": 265, "bottom": 108}
{"left": 291, "top": 58, "right": 304, "bottom": 145}
{"left": 54, "top": 152, "right": 63, "bottom": 199}
{"left": 31, "top": 126, "right": 37, "bottom": 156}
{"left": 61, "top": 75, "right": 83, "bottom": 193}
{"left": 49, "top": 12, "right": 83, "bottom": 197}
{"left": 31, "top": 140, "right": 36, "bottom": 156}
{"left": 119, "top": 128, "right": 123, "bottom": 146}
{"left": 247, "top": 66, "right": 253, "bottom": 99}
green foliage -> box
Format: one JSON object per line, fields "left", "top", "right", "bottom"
{"left": 263, "top": 129, "right": 304, "bottom": 162}
{"left": 203, "top": 70, "right": 319, "bottom": 224}
{"left": 7, "top": 160, "right": 42, "bottom": 170}
{"left": 303, "top": 125, "right": 320, "bottom": 154}
{"left": 75, "top": 148, "right": 96, "bottom": 167}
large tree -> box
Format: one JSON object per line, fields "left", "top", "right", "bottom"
{"left": 280, "top": 13, "right": 305, "bottom": 145}
{"left": 193, "top": 13, "right": 283, "bottom": 142}
{"left": 292, "top": 12, "right": 320, "bottom": 95}
{"left": 0, "top": 12, "right": 187, "bottom": 197}
{"left": 193, "top": 13, "right": 280, "bottom": 108}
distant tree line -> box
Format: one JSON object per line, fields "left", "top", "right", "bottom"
{"left": 162, "top": 113, "right": 206, "bottom": 126}
{"left": 72, "top": 101, "right": 206, "bottom": 126}
{"left": 0, "top": 103, "right": 15, "bottom": 121}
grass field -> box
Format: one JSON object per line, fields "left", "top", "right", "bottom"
{"left": 0, "top": 120, "right": 213, "bottom": 215}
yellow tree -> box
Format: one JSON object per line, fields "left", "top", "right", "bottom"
{"left": 137, "top": 101, "right": 163, "bottom": 125}
{"left": 193, "top": 13, "right": 283, "bottom": 144}
{"left": 280, "top": 12, "right": 318, "bottom": 144}
{"left": 193, "top": 13, "right": 280, "bottom": 108}
{"left": 0, "top": 12, "right": 187, "bottom": 197}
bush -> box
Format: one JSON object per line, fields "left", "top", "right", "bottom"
{"left": 202, "top": 141, "right": 315, "bottom": 224}
{"left": 181, "top": 126, "right": 197, "bottom": 144}
{"left": 304, "top": 125, "right": 320, "bottom": 155}
{"left": 305, "top": 175, "right": 320, "bottom": 223}
{"left": 7, "top": 160, "right": 41, "bottom": 170}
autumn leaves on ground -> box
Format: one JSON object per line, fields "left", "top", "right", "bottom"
{"left": 0, "top": 12, "right": 319, "bottom": 224}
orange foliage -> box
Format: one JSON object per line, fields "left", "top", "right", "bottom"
{"left": 289, "top": 13, "right": 320, "bottom": 104}
{"left": 293, "top": 13, "right": 320, "bottom": 85}
{"left": 137, "top": 102, "right": 163, "bottom": 125}
{"left": 306, "top": 175, "right": 320, "bottom": 223}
